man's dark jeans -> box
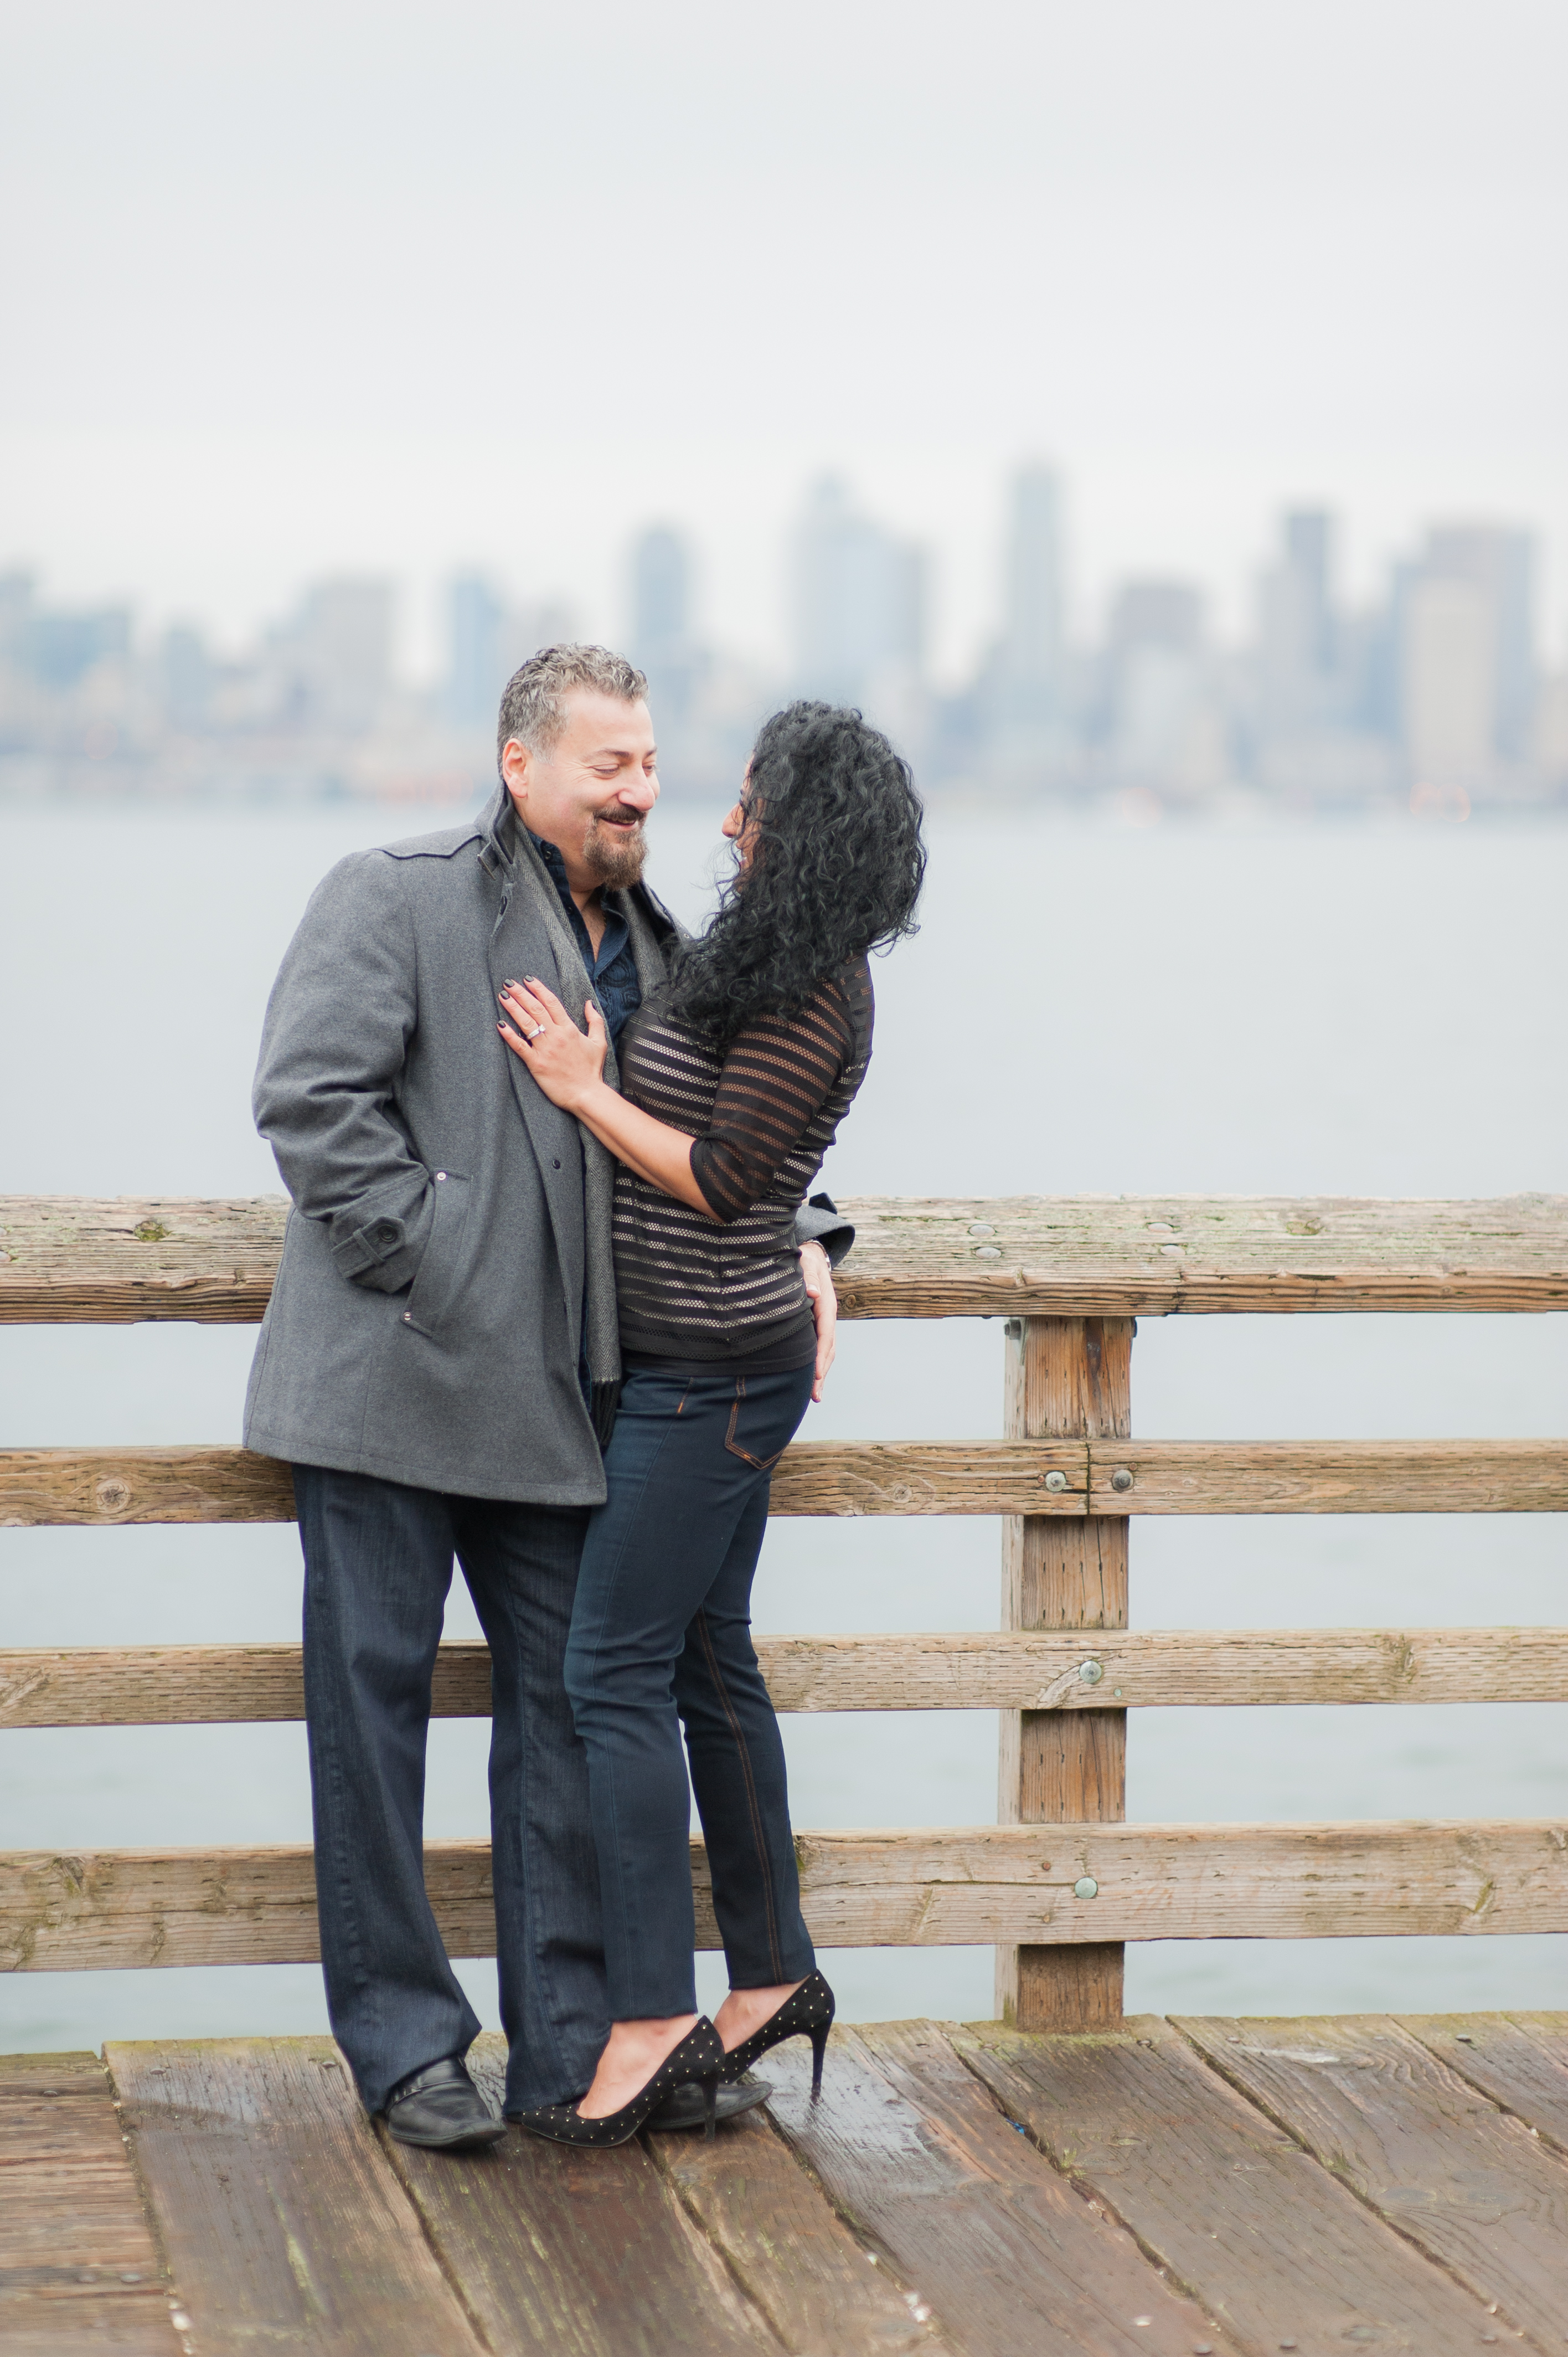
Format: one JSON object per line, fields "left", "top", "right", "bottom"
{"left": 564, "top": 1360, "right": 818, "bottom": 2019}
{"left": 293, "top": 1465, "right": 607, "bottom": 2113}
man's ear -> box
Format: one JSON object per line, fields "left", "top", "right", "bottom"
{"left": 501, "top": 738, "right": 530, "bottom": 810}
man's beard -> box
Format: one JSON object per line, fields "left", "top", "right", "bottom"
{"left": 581, "top": 808, "right": 648, "bottom": 889}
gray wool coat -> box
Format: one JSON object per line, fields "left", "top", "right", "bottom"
{"left": 244, "top": 785, "right": 848, "bottom": 1504}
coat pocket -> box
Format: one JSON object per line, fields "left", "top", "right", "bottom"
{"left": 400, "top": 1169, "right": 472, "bottom": 1341}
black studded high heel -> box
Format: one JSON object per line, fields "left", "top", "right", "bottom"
{"left": 514, "top": 2019, "right": 724, "bottom": 2148}
{"left": 719, "top": 1972, "right": 835, "bottom": 2099}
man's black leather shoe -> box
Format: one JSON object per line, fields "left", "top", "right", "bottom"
{"left": 648, "top": 2074, "right": 771, "bottom": 2132}
{"left": 383, "top": 2055, "right": 506, "bottom": 2150}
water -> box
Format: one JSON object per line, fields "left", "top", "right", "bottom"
{"left": 2, "top": 799, "right": 1565, "bottom": 2049}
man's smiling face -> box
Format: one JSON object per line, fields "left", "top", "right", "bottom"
{"left": 502, "top": 689, "right": 659, "bottom": 893}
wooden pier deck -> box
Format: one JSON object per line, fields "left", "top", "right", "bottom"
{"left": 7, "top": 2011, "right": 1567, "bottom": 2356}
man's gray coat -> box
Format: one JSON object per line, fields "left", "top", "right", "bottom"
{"left": 244, "top": 786, "right": 845, "bottom": 1504}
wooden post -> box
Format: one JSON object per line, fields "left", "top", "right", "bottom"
{"left": 997, "top": 1314, "right": 1133, "bottom": 2031}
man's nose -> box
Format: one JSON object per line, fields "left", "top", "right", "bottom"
{"left": 618, "top": 774, "right": 658, "bottom": 813}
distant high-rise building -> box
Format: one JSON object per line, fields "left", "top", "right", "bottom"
{"left": 632, "top": 527, "right": 690, "bottom": 667}
{"left": 160, "top": 625, "right": 212, "bottom": 730}
{"left": 14, "top": 598, "right": 131, "bottom": 691}
{"left": 446, "top": 574, "right": 577, "bottom": 735}
{"left": 1401, "top": 573, "right": 1496, "bottom": 790}
{"left": 998, "top": 465, "right": 1066, "bottom": 706}
{"left": 448, "top": 575, "right": 506, "bottom": 730}
{"left": 1103, "top": 578, "right": 1218, "bottom": 785}
{"left": 1406, "top": 525, "right": 1536, "bottom": 764}
{"left": 281, "top": 579, "right": 392, "bottom": 733}
{"left": 791, "top": 478, "right": 923, "bottom": 719}
{"left": 630, "top": 526, "right": 698, "bottom": 726}
{"left": 1254, "top": 507, "right": 1339, "bottom": 739}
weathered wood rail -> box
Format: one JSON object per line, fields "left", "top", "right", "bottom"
{"left": 3, "top": 1191, "right": 1567, "bottom": 1320}
{"left": 2, "top": 1192, "right": 1566, "bottom": 2038}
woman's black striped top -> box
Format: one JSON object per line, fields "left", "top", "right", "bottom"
{"left": 612, "top": 956, "right": 874, "bottom": 1364}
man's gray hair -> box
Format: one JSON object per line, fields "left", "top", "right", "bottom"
{"left": 497, "top": 643, "right": 648, "bottom": 766}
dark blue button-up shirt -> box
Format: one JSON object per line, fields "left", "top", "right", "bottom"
{"left": 528, "top": 831, "right": 643, "bottom": 1046}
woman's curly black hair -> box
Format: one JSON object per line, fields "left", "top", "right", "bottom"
{"left": 666, "top": 701, "right": 927, "bottom": 1051}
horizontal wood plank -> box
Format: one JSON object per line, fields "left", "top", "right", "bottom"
{"left": 5, "top": 1192, "right": 1567, "bottom": 1322}
{"left": 106, "top": 2037, "right": 488, "bottom": 2357}
{"left": 646, "top": 2090, "right": 946, "bottom": 2357}
{"left": 760, "top": 2022, "right": 1219, "bottom": 2357}
{"left": 8, "top": 1627, "right": 1567, "bottom": 1728}
{"left": 0, "top": 1447, "right": 296, "bottom": 1527}
{"left": 1399, "top": 2013, "right": 1568, "bottom": 2157}
{"left": 951, "top": 2018, "right": 1502, "bottom": 2355}
{"left": 1175, "top": 2013, "right": 1568, "bottom": 2352}
{"left": 6, "top": 1819, "right": 1565, "bottom": 1969}
{"left": 8, "top": 1438, "right": 1567, "bottom": 1529}
{"left": 1090, "top": 1437, "right": 1568, "bottom": 1513}
{"left": 0, "top": 2049, "right": 177, "bottom": 2357}
{"left": 384, "top": 2035, "right": 772, "bottom": 2357}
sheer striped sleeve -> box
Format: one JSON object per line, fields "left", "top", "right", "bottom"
{"left": 689, "top": 974, "right": 860, "bottom": 1224}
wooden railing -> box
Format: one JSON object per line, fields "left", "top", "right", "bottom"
{"left": 3, "top": 1193, "right": 1566, "bottom": 2029}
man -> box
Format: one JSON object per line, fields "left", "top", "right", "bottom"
{"left": 246, "top": 645, "right": 845, "bottom": 2147}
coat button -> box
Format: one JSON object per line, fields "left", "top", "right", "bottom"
{"left": 435, "top": 1171, "right": 447, "bottom": 1182}
{"left": 552, "top": 1157, "right": 561, "bottom": 1170}
{"left": 403, "top": 1313, "right": 412, "bottom": 1322}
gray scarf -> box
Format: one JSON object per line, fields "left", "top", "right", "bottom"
{"left": 489, "top": 794, "right": 686, "bottom": 1403}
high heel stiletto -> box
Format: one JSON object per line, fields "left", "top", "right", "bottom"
{"left": 719, "top": 1971, "right": 835, "bottom": 2099}
{"left": 515, "top": 2019, "right": 724, "bottom": 2148}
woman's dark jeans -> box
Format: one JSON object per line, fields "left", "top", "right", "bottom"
{"left": 564, "top": 1359, "right": 818, "bottom": 2019}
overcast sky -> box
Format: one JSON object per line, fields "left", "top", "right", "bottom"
{"left": 4, "top": 0, "right": 1565, "bottom": 678}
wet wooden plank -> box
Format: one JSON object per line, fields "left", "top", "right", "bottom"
{"left": 10, "top": 1819, "right": 1568, "bottom": 1969}
{"left": 105, "top": 2037, "right": 486, "bottom": 2357}
{"left": 380, "top": 2034, "right": 768, "bottom": 2357}
{"left": 12, "top": 1439, "right": 1568, "bottom": 1529}
{"left": 1400, "top": 2013, "right": 1568, "bottom": 2156}
{"left": 762, "top": 2020, "right": 1227, "bottom": 2356}
{"left": 10, "top": 1628, "right": 1568, "bottom": 1728}
{"left": 0, "top": 2050, "right": 176, "bottom": 2357}
{"left": 7, "top": 1192, "right": 1567, "bottom": 1320}
{"left": 648, "top": 2086, "right": 941, "bottom": 2355}
{"left": 1175, "top": 2014, "right": 1568, "bottom": 2355}
{"left": 950, "top": 2016, "right": 1502, "bottom": 2355}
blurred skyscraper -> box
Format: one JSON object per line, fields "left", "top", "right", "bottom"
{"left": 445, "top": 574, "right": 575, "bottom": 734}
{"left": 274, "top": 579, "right": 392, "bottom": 734}
{"left": 971, "top": 465, "right": 1071, "bottom": 785}
{"left": 448, "top": 575, "right": 507, "bottom": 730}
{"left": 630, "top": 526, "right": 698, "bottom": 725}
{"left": 1101, "top": 579, "right": 1224, "bottom": 791}
{"left": 1254, "top": 509, "right": 1338, "bottom": 739}
{"left": 791, "top": 478, "right": 924, "bottom": 730}
{"left": 1398, "top": 525, "right": 1536, "bottom": 791}
{"left": 998, "top": 465, "right": 1067, "bottom": 710}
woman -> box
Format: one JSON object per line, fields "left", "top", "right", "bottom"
{"left": 495, "top": 700, "right": 925, "bottom": 2146}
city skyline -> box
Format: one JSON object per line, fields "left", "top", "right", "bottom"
{"left": 3, "top": 460, "right": 1565, "bottom": 810}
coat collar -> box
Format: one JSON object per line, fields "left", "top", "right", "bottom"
{"left": 475, "top": 779, "right": 682, "bottom": 951}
